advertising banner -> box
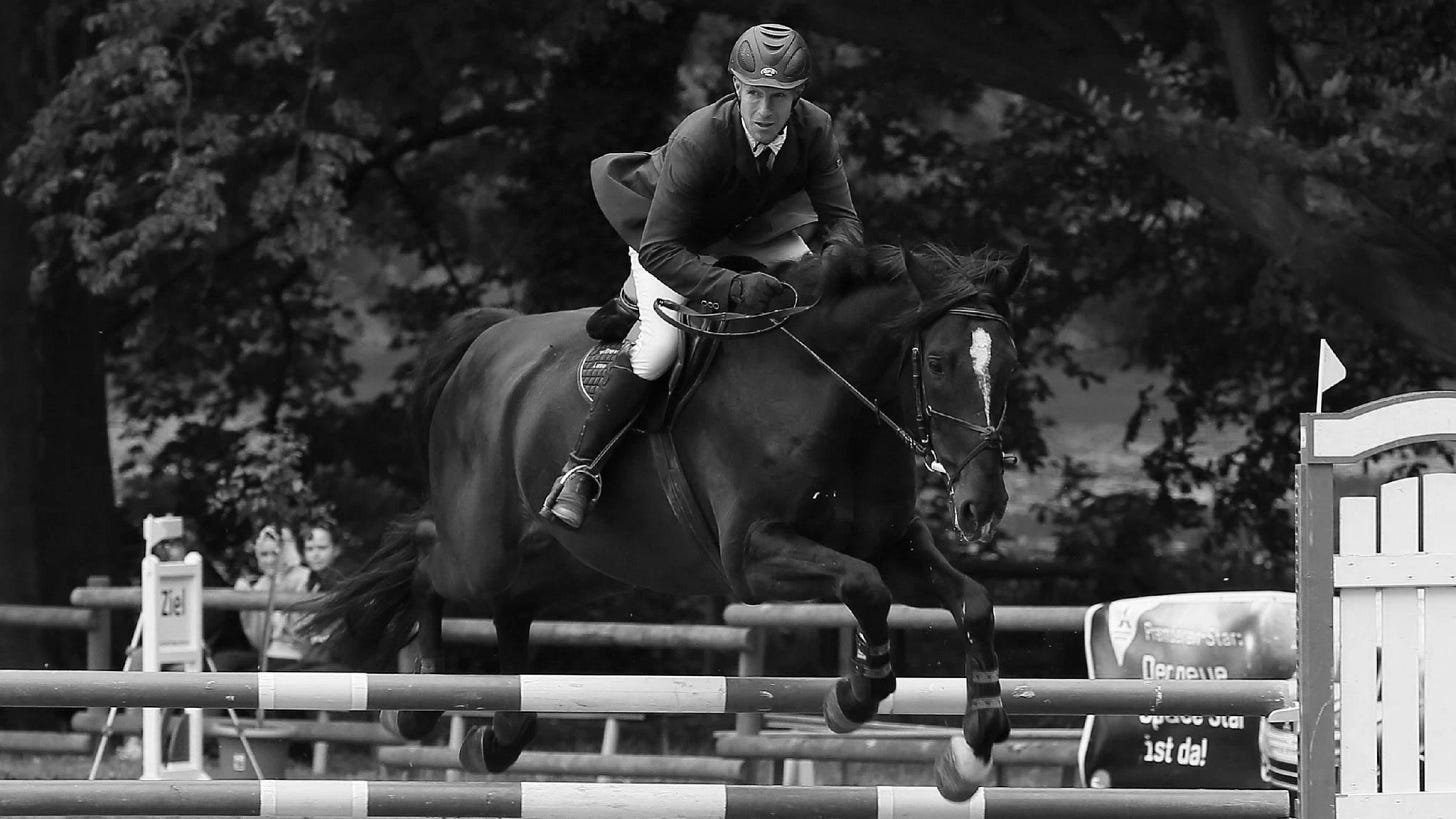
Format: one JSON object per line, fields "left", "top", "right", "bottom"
{"left": 1079, "top": 591, "right": 1295, "bottom": 788}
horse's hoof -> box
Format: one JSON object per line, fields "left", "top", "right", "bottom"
{"left": 934, "top": 736, "right": 993, "bottom": 802}
{"left": 382, "top": 709, "right": 441, "bottom": 741}
{"left": 458, "top": 721, "right": 538, "bottom": 774}
{"left": 822, "top": 678, "right": 876, "bottom": 734}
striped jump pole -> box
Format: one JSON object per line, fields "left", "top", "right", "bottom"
{"left": 723, "top": 603, "right": 1088, "bottom": 632}
{"left": 0, "top": 670, "right": 1292, "bottom": 716}
{"left": 0, "top": 782, "right": 1291, "bottom": 818}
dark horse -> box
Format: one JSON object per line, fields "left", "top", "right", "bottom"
{"left": 310, "top": 242, "right": 1028, "bottom": 800}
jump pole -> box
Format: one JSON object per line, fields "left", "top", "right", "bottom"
{"left": 0, "top": 670, "right": 1292, "bottom": 715}
{"left": 0, "top": 782, "right": 1291, "bottom": 818}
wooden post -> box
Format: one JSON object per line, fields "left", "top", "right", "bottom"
{"left": 84, "top": 575, "right": 111, "bottom": 722}
{"left": 84, "top": 575, "right": 112, "bottom": 670}
{"left": 735, "top": 627, "right": 766, "bottom": 783}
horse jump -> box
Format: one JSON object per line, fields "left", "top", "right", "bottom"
{"left": 0, "top": 670, "right": 1291, "bottom": 715}
{"left": 0, "top": 781, "right": 1290, "bottom": 818}
{"left": 310, "top": 245, "right": 1031, "bottom": 800}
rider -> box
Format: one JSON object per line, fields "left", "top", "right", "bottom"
{"left": 542, "top": 22, "right": 865, "bottom": 529}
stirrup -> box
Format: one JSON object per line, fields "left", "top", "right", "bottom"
{"left": 539, "top": 463, "right": 604, "bottom": 525}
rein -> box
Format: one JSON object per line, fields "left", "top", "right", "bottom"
{"left": 656, "top": 295, "right": 1014, "bottom": 481}
{"left": 652, "top": 284, "right": 815, "bottom": 337}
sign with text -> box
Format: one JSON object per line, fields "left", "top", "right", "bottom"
{"left": 1079, "top": 591, "right": 1295, "bottom": 789}
{"left": 139, "top": 550, "right": 207, "bottom": 780}
{"left": 148, "top": 560, "right": 200, "bottom": 655}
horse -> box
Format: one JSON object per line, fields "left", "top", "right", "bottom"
{"left": 309, "top": 242, "right": 1029, "bottom": 800}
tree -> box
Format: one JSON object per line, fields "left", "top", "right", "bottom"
{"left": 0, "top": 1, "right": 113, "bottom": 685}
{"left": 697, "top": 0, "right": 1456, "bottom": 371}
{"left": 5, "top": 0, "right": 1452, "bottom": 648}
{"left": 4, "top": 1, "right": 710, "bottom": 601}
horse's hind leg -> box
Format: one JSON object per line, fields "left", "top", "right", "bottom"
{"left": 880, "top": 520, "right": 1010, "bottom": 802}
{"left": 458, "top": 608, "right": 538, "bottom": 773}
{"left": 740, "top": 521, "right": 897, "bottom": 732}
{"left": 382, "top": 578, "right": 446, "bottom": 741}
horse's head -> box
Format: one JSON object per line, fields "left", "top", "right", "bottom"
{"left": 899, "top": 244, "right": 1029, "bottom": 545}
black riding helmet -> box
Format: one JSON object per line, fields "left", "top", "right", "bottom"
{"left": 728, "top": 23, "right": 812, "bottom": 90}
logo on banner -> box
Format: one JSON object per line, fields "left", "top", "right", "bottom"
{"left": 1107, "top": 597, "right": 1160, "bottom": 664}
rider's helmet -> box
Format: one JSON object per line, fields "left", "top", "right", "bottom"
{"left": 727, "top": 24, "right": 811, "bottom": 90}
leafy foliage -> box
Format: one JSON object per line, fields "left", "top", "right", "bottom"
{"left": 6, "top": 0, "right": 1455, "bottom": 602}
{"left": 207, "top": 426, "right": 332, "bottom": 537}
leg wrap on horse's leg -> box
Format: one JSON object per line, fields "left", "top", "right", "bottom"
{"left": 853, "top": 632, "right": 894, "bottom": 679}
{"left": 968, "top": 668, "right": 1010, "bottom": 750}
{"left": 823, "top": 631, "right": 896, "bottom": 733}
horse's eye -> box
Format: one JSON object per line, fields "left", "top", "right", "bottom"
{"left": 926, "top": 355, "right": 946, "bottom": 375}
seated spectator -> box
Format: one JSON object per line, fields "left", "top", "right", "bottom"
{"left": 302, "top": 524, "right": 345, "bottom": 591}
{"left": 293, "top": 523, "right": 350, "bottom": 670}
{"left": 211, "top": 525, "right": 314, "bottom": 672}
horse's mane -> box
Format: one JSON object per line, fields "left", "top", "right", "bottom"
{"left": 793, "top": 243, "right": 1015, "bottom": 335}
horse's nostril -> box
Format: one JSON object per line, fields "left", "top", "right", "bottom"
{"left": 958, "top": 501, "right": 979, "bottom": 533}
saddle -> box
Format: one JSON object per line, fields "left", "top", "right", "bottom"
{"left": 576, "top": 312, "right": 723, "bottom": 433}
{"left": 579, "top": 253, "right": 770, "bottom": 430}
{"left": 573, "top": 251, "right": 796, "bottom": 556}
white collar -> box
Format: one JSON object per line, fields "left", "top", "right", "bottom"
{"left": 743, "top": 121, "right": 788, "bottom": 157}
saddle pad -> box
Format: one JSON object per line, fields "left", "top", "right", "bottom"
{"left": 578, "top": 341, "right": 629, "bottom": 403}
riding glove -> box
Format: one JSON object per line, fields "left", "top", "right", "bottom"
{"left": 729, "top": 271, "right": 790, "bottom": 314}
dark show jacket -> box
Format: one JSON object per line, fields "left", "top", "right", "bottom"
{"left": 590, "top": 93, "right": 863, "bottom": 306}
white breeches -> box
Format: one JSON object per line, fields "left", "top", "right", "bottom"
{"left": 624, "top": 233, "right": 811, "bottom": 381}
{"left": 627, "top": 247, "right": 684, "bottom": 381}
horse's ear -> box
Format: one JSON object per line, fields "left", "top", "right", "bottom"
{"left": 900, "top": 246, "right": 938, "bottom": 298}
{"left": 988, "top": 245, "right": 1030, "bottom": 299}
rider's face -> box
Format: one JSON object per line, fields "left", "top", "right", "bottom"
{"left": 734, "top": 79, "right": 797, "bottom": 146}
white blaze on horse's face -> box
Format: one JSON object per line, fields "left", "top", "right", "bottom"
{"left": 969, "top": 328, "right": 994, "bottom": 427}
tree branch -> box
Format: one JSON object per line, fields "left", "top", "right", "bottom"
{"left": 1211, "top": 0, "right": 1276, "bottom": 123}
{"left": 691, "top": 0, "right": 1456, "bottom": 371}
{"left": 343, "top": 106, "right": 530, "bottom": 203}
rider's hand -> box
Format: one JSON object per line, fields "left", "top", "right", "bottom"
{"left": 729, "top": 271, "right": 790, "bottom": 314}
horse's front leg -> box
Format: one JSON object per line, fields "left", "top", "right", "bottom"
{"left": 741, "top": 520, "right": 896, "bottom": 732}
{"left": 881, "top": 519, "right": 1010, "bottom": 802}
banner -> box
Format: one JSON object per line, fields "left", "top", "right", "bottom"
{"left": 1079, "top": 591, "right": 1295, "bottom": 788}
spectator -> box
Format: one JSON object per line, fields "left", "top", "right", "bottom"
{"left": 302, "top": 525, "right": 345, "bottom": 591}
{"left": 211, "top": 525, "right": 313, "bottom": 672}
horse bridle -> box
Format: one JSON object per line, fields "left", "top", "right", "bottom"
{"left": 909, "top": 306, "right": 1017, "bottom": 483}
{"left": 655, "top": 295, "right": 1016, "bottom": 486}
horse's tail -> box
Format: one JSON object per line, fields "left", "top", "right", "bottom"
{"left": 306, "top": 510, "right": 437, "bottom": 670}
{"left": 307, "top": 307, "right": 516, "bottom": 669}
{"left": 407, "top": 306, "right": 519, "bottom": 469}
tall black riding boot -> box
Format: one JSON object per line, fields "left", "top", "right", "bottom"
{"left": 541, "top": 351, "right": 654, "bottom": 529}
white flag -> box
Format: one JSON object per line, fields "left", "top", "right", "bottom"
{"left": 1316, "top": 339, "right": 1346, "bottom": 412}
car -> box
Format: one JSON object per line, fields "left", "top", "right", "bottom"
{"left": 1257, "top": 704, "right": 1298, "bottom": 791}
